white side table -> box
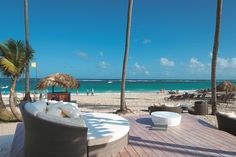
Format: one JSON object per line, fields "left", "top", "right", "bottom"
{"left": 151, "top": 111, "right": 181, "bottom": 126}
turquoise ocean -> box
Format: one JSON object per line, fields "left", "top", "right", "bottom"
{"left": 0, "top": 78, "right": 236, "bottom": 94}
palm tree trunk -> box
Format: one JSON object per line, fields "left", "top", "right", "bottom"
{"left": 23, "top": 0, "right": 31, "bottom": 101}
{"left": 0, "top": 90, "right": 6, "bottom": 109}
{"left": 120, "top": 0, "right": 133, "bottom": 113}
{"left": 9, "top": 77, "right": 22, "bottom": 121}
{"left": 211, "top": 0, "right": 223, "bottom": 115}
{"left": 0, "top": 89, "right": 17, "bottom": 122}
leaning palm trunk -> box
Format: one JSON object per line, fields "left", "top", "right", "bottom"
{"left": 0, "top": 90, "right": 17, "bottom": 121}
{"left": 9, "top": 77, "right": 22, "bottom": 121}
{"left": 0, "top": 90, "right": 5, "bottom": 109}
{"left": 23, "top": 0, "right": 31, "bottom": 101}
{"left": 120, "top": 0, "right": 133, "bottom": 113}
{"left": 211, "top": 0, "right": 223, "bottom": 115}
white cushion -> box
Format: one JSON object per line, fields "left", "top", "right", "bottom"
{"left": 219, "top": 111, "right": 235, "bottom": 117}
{"left": 47, "top": 102, "right": 64, "bottom": 110}
{"left": 82, "top": 113, "right": 130, "bottom": 146}
{"left": 25, "top": 103, "right": 38, "bottom": 116}
{"left": 175, "top": 103, "right": 181, "bottom": 107}
{"left": 230, "top": 115, "right": 236, "bottom": 119}
{"left": 47, "top": 107, "right": 63, "bottom": 117}
{"left": 163, "top": 103, "right": 180, "bottom": 107}
{"left": 58, "top": 102, "right": 78, "bottom": 108}
{"left": 47, "top": 100, "right": 59, "bottom": 105}
{"left": 60, "top": 104, "right": 80, "bottom": 118}
{"left": 25, "top": 101, "right": 47, "bottom": 116}
{"left": 37, "top": 112, "right": 86, "bottom": 127}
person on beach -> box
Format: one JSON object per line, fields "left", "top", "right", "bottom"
{"left": 86, "top": 89, "right": 89, "bottom": 96}
{"left": 91, "top": 88, "right": 94, "bottom": 96}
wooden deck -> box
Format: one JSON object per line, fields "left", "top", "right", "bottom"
{"left": 114, "top": 113, "right": 236, "bottom": 157}
{"left": 11, "top": 113, "right": 236, "bottom": 157}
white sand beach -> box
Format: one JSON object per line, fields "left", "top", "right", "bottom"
{"left": 1, "top": 92, "right": 236, "bottom": 157}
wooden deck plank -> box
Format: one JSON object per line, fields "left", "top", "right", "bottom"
{"left": 167, "top": 121, "right": 224, "bottom": 157}
{"left": 10, "top": 114, "right": 236, "bottom": 157}
{"left": 128, "top": 116, "right": 168, "bottom": 157}
{"left": 179, "top": 114, "right": 236, "bottom": 156}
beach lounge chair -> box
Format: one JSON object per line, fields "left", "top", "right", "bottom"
{"left": 189, "top": 93, "right": 195, "bottom": 99}
{"left": 165, "top": 95, "right": 176, "bottom": 100}
{"left": 195, "top": 94, "right": 202, "bottom": 99}
{"left": 201, "top": 93, "right": 206, "bottom": 99}
{"left": 216, "top": 112, "right": 236, "bottom": 136}
{"left": 148, "top": 105, "right": 183, "bottom": 114}
{"left": 181, "top": 93, "right": 190, "bottom": 100}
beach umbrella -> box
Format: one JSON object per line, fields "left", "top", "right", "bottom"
{"left": 36, "top": 73, "right": 79, "bottom": 92}
{"left": 216, "top": 81, "right": 236, "bottom": 93}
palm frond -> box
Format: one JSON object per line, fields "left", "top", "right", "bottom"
{"left": 4, "top": 39, "right": 18, "bottom": 63}
{"left": 25, "top": 45, "right": 34, "bottom": 61}
{"left": 0, "top": 44, "right": 11, "bottom": 58}
{"left": 0, "top": 39, "right": 27, "bottom": 78}
{"left": 0, "top": 57, "right": 17, "bottom": 75}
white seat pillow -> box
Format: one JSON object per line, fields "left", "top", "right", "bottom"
{"left": 60, "top": 104, "right": 80, "bottom": 118}
{"left": 47, "top": 100, "right": 59, "bottom": 105}
{"left": 47, "top": 107, "right": 63, "bottom": 117}
{"left": 219, "top": 111, "right": 235, "bottom": 117}
{"left": 25, "top": 101, "right": 47, "bottom": 116}
{"left": 47, "top": 102, "right": 65, "bottom": 110}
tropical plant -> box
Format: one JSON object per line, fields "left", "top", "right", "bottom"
{"left": 0, "top": 39, "right": 33, "bottom": 121}
{"left": 211, "top": 0, "right": 223, "bottom": 115}
{"left": 23, "top": 0, "right": 33, "bottom": 101}
{"left": 120, "top": 0, "right": 133, "bottom": 114}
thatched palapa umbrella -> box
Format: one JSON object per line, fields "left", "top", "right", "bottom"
{"left": 217, "top": 81, "right": 236, "bottom": 93}
{"left": 36, "top": 73, "right": 79, "bottom": 93}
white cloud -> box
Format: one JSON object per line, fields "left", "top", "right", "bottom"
{"left": 218, "top": 57, "right": 236, "bottom": 68}
{"left": 189, "top": 58, "right": 205, "bottom": 71}
{"left": 142, "top": 39, "right": 152, "bottom": 44}
{"left": 208, "top": 51, "right": 236, "bottom": 69}
{"left": 99, "top": 51, "right": 104, "bottom": 57}
{"left": 97, "top": 61, "right": 109, "bottom": 69}
{"left": 209, "top": 52, "right": 213, "bottom": 58}
{"left": 75, "top": 51, "right": 88, "bottom": 58}
{"left": 133, "top": 62, "right": 150, "bottom": 76}
{"left": 160, "top": 58, "right": 175, "bottom": 67}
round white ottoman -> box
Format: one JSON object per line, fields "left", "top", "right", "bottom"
{"left": 151, "top": 111, "right": 181, "bottom": 126}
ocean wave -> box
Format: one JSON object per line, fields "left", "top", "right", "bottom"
{"left": 127, "top": 80, "right": 156, "bottom": 83}
{"left": 80, "top": 80, "right": 104, "bottom": 82}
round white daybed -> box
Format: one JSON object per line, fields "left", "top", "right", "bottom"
{"left": 82, "top": 113, "right": 130, "bottom": 157}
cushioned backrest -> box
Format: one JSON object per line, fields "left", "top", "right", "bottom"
{"left": 25, "top": 101, "right": 47, "bottom": 116}
{"left": 219, "top": 111, "right": 235, "bottom": 118}
{"left": 37, "top": 112, "right": 86, "bottom": 127}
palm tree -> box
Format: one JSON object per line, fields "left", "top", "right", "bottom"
{"left": 211, "top": 0, "right": 223, "bottom": 115}
{"left": 120, "top": 0, "right": 133, "bottom": 114}
{"left": 0, "top": 39, "right": 31, "bottom": 121}
{"left": 23, "top": 0, "right": 32, "bottom": 101}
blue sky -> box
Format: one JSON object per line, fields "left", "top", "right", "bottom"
{"left": 0, "top": 0, "right": 236, "bottom": 79}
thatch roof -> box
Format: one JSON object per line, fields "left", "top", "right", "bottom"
{"left": 36, "top": 73, "right": 79, "bottom": 90}
{"left": 217, "top": 81, "right": 236, "bottom": 92}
